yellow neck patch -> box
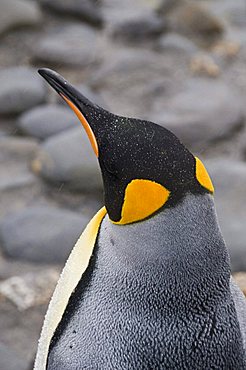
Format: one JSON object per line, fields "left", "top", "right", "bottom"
{"left": 112, "top": 179, "right": 170, "bottom": 225}
{"left": 195, "top": 157, "right": 214, "bottom": 193}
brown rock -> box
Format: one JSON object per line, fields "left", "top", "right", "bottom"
{"left": 0, "top": 269, "right": 59, "bottom": 311}
{"left": 233, "top": 273, "right": 246, "bottom": 296}
{"left": 190, "top": 53, "right": 220, "bottom": 77}
{"left": 163, "top": 1, "right": 224, "bottom": 39}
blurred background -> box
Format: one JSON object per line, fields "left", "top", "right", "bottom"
{"left": 0, "top": 0, "right": 246, "bottom": 369}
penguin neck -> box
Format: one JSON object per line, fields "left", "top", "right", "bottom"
{"left": 101, "top": 193, "right": 231, "bottom": 302}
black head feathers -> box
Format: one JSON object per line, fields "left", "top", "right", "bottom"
{"left": 38, "top": 68, "right": 214, "bottom": 224}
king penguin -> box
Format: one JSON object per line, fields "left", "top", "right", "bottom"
{"left": 35, "top": 68, "right": 246, "bottom": 370}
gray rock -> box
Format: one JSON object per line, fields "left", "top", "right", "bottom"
{"left": 225, "top": 27, "right": 246, "bottom": 49}
{"left": 17, "top": 105, "right": 78, "bottom": 140}
{"left": 0, "top": 177, "right": 42, "bottom": 221}
{"left": 0, "top": 0, "right": 42, "bottom": 37}
{"left": 0, "top": 206, "right": 89, "bottom": 264}
{"left": 157, "top": 0, "right": 180, "bottom": 14}
{"left": 0, "top": 253, "right": 56, "bottom": 281}
{"left": 103, "top": 0, "right": 163, "bottom": 26}
{"left": 39, "top": 0, "right": 103, "bottom": 27}
{"left": 0, "top": 67, "right": 47, "bottom": 116}
{"left": 0, "top": 116, "right": 17, "bottom": 135}
{"left": 152, "top": 78, "right": 243, "bottom": 149}
{"left": 32, "top": 127, "right": 102, "bottom": 191}
{"left": 111, "top": 13, "right": 164, "bottom": 43}
{"left": 158, "top": 33, "right": 198, "bottom": 54}
{"left": 0, "top": 168, "right": 37, "bottom": 193}
{"left": 205, "top": 0, "right": 246, "bottom": 27}
{"left": 206, "top": 158, "right": 246, "bottom": 272}
{"left": 0, "top": 136, "right": 41, "bottom": 219}
{"left": 0, "top": 136, "right": 39, "bottom": 165}
{"left": 32, "top": 24, "right": 101, "bottom": 68}
{"left": 104, "top": 0, "right": 165, "bottom": 43}
{"left": 0, "top": 343, "right": 28, "bottom": 370}
{"left": 0, "top": 130, "right": 7, "bottom": 138}
{"left": 0, "top": 292, "right": 46, "bottom": 366}
{"left": 89, "top": 49, "right": 184, "bottom": 117}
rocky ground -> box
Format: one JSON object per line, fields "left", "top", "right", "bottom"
{"left": 0, "top": 0, "right": 246, "bottom": 368}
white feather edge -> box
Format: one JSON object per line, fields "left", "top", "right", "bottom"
{"left": 34, "top": 206, "right": 107, "bottom": 370}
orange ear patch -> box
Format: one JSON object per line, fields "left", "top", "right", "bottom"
{"left": 195, "top": 157, "right": 214, "bottom": 193}
{"left": 112, "top": 179, "right": 170, "bottom": 225}
{"left": 61, "top": 94, "right": 99, "bottom": 157}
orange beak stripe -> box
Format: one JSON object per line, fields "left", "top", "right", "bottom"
{"left": 61, "top": 94, "right": 99, "bottom": 157}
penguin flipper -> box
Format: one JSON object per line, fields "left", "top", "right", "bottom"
{"left": 34, "top": 206, "right": 107, "bottom": 370}
{"left": 230, "top": 278, "right": 246, "bottom": 351}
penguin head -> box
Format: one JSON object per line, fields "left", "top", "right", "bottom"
{"left": 38, "top": 68, "right": 214, "bottom": 225}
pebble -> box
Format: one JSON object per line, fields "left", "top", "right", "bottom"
{"left": 0, "top": 269, "right": 59, "bottom": 311}
{"left": 211, "top": 40, "right": 241, "bottom": 59}
{"left": 32, "top": 24, "right": 101, "bottom": 68}
{"left": 0, "top": 136, "right": 39, "bottom": 163}
{"left": 32, "top": 127, "right": 102, "bottom": 192}
{"left": 0, "top": 175, "right": 42, "bottom": 221}
{"left": 0, "top": 136, "right": 41, "bottom": 218}
{"left": 89, "top": 49, "right": 184, "bottom": 117}
{"left": 0, "top": 206, "right": 90, "bottom": 264}
{"left": 233, "top": 272, "right": 246, "bottom": 295}
{"left": 205, "top": 0, "right": 246, "bottom": 27}
{"left": 152, "top": 78, "right": 243, "bottom": 149}
{"left": 103, "top": 0, "right": 163, "bottom": 25}
{"left": 158, "top": 33, "right": 198, "bottom": 54}
{"left": 161, "top": 1, "right": 224, "bottom": 40}
{"left": 0, "top": 342, "right": 28, "bottom": 370}
{"left": 0, "top": 67, "right": 47, "bottom": 116}
{"left": 206, "top": 158, "right": 246, "bottom": 272}
{"left": 39, "top": 0, "right": 103, "bottom": 27}
{"left": 0, "top": 0, "right": 41, "bottom": 37}
{"left": 17, "top": 105, "right": 78, "bottom": 140}
{"left": 0, "top": 254, "right": 57, "bottom": 281}
{"left": 111, "top": 13, "right": 164, "bottom": 43}
{"left": 190, "top": 53, "right": 220, "bottom": 77}
{"left": 0, "top": 294, "right": 46, "bottom": 367}
{"left": 0, "top": 256, "right": 59, "bottom": 364}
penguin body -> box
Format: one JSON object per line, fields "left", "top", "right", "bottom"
{"left": 47, "top": 193, "right": 245, "bottom": 369}
{"left": 35, "top": 69, "right": 246, "bottom": 370}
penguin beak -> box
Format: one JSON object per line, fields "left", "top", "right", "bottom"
{"left": 38, "top": 68, "right": 99, "bottom": 157}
